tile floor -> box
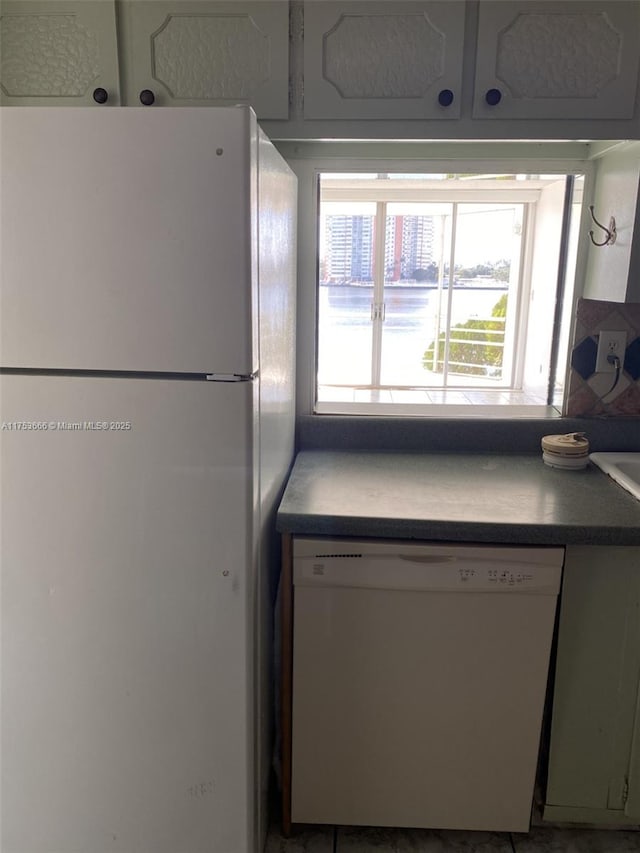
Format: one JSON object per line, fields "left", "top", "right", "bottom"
{"left": 265, "top": 824, "right": 640, "bottom": 853}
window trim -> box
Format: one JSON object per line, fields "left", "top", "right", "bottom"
{"left": 280, "top": 148, "right": 595, "bottom": 419}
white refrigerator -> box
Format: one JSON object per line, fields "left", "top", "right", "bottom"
{"left": 0, "top": 107, "right": 296, "bottom": 853}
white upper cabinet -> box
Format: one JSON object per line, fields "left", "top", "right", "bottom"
{"left": 117, "top": 1, "right": 289, "bottom": 117}
{"left": 473, "top": 1, "right": 640, "bottom": 120}
{"left": 303, "top": 1, "right": 466, "bottom": 120}
{"left": 3, "top": 1, "right": 640, "bottom": 138}
{"left": 0, "top": 1, "right": 120, "bottom": 105}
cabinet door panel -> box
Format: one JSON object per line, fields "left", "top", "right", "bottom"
{"left": 473, "top": 1, "right": 640, "bottom": 120}
{"left": 627, "top": 679, "right": 640, "bottom": 818}
{"left": 546, "top": 547, "right": 640, "bottom": 816}
{"left": 0, "top": 0, "right": 120, "bottom": 105}
{"left": 119, "top": 1, "right": 289, "bottom": 117}
{"left": 303, "top": 1, "right": 465, "bottom": 120}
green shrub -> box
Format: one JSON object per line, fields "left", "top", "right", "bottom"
{"left": 423, "top": 294, "right": 507, "bottom": 376}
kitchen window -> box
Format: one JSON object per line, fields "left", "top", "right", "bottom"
{"left": 277, "top": 141, "right": 594, "bottom": 420}
{"left": 314, "top": 172, "right": 582, "bottom": 415}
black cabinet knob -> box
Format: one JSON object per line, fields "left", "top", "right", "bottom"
{"left": 438, "top": 89, "right": 454, "bottom": 107}
{"left": 92, "top": 87, "right": 108, "bottom": 104}
{"left": 485, "top": 88, "right": 502, "bottom": 106}
{"left": 139, "top": 89, "right": 155, "bottom": 106}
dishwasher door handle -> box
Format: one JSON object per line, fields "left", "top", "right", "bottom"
{"left": 398, "top": 555, "right": 458, "bottom": 564}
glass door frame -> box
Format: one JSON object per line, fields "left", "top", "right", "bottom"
{"left": 318, "top": 175, "right": 547, "bottom": 393}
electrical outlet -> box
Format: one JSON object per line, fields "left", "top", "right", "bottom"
{"left": 595, "top": 330, "right": 627, "bottom": 373}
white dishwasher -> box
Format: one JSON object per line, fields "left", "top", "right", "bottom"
{"left": 291, "top": 537, "right": 564, "bottom": 833}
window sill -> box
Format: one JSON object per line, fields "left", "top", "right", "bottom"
{"left": 314, "top": 401, "right": 561, "bottom": 418}
{"left": 315, "top": 386, "right": 561, "bottom": 418}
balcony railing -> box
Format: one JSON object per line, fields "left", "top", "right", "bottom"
{"left": 426, "top": 317, "right": 507, "bottom": 378}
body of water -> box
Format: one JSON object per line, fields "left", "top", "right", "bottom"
{"left": 318, "top": 284, "right": 508, "bottom": 387}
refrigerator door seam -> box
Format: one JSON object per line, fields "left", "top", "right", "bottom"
{"left": 0, "top": 368, "right": 258, "bottom": 382}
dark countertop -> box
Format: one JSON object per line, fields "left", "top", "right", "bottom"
{"left": 276, "top": 451, "right": 640, "bottom": 545}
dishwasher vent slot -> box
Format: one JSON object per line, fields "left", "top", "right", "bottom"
{"left": 313, "top": 553, "right": 363, "bottom": 559}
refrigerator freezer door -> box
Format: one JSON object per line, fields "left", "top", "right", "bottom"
{"left": 1, "top": 107, "right": 258, "bottom": 374}
{"left": 1, "top": 375, "right": 257, "bottom": 853}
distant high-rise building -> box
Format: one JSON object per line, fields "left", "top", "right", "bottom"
{"left": 324, "top": 215, "right": 374, "bottom": 281}
{"left": 400, "top": 216, "right": 435, "bottom": 278}
{"left": 385, "top": 217, "right": 403, "bottom": 281}
{"left": 323, "top": 213, "right": 435, "bottom": 282}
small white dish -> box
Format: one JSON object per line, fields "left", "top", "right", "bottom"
{"left": 543, "top": 451, "right": 588, "bottom": 470}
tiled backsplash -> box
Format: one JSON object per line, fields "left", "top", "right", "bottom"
{"left": 566, "top": 299, "right": 640, "bottom": 416}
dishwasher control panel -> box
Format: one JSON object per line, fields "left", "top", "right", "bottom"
{"left": 293, "top": 537, "right": 564, "bottom": 595}
{"left": 462, "top": 567, "right": 536, "bottom": 587}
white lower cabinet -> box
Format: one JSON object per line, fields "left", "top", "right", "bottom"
{"left": 545, "top": 546, "right": 640, "bottom": 823}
